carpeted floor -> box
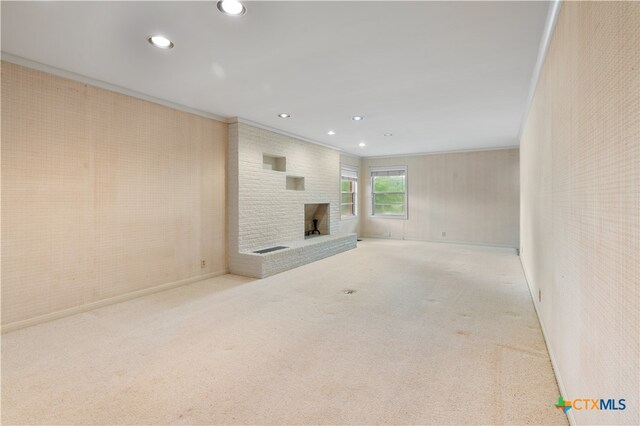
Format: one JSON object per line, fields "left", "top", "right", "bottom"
{"left": 1, "top": 239, "right": 567, "bottom": 425}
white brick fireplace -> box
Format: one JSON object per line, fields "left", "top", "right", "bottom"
{"left": 227, "top": 121, "right": 357, "bottom": 278}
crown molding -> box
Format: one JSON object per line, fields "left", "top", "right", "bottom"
{"left": 517, "top": 0, "right": 562, "bottom": 140}
{"left": 228, "top": 117, "right": 343, "bottom": 152}
{"left": 1, "top": 52, "right": 228, "bottom": 122}
{"left": 362, "top": 145, "right": 519, "bottom": 160}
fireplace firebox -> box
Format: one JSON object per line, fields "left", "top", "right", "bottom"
{"left": 304, "top": 203, "right": 329, "bottom": 238}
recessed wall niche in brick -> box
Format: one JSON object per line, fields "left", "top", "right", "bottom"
{"left": 286, "top": 176, "right": 305, "bottom": 191}
{"left": 263, "top": 154, "right": 286, "bottom": 171}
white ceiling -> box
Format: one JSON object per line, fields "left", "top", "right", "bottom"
{"left": 1, "top": 1, "right": 550, "bottom": 156}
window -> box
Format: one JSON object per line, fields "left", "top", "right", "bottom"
{"left": 341, "top": 166, "right": 358, "bottom": 218}
{"left": 370, "top": 166, "right": 407, "bottom": 218}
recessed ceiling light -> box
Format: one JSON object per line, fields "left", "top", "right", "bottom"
{"left": 278, "top": 113, "right": 290, "bottom": 118}
{"left": 358, "top": 142, "right": 366, "bottom": 147}
{"left": 217, "top": 0, "right": 246, "bottom": 16}
{"left": 352, "top": 116, "right": 364, "bottom": 121}
{"left": 147, "top": 35, "right": 174, "bottom": 49}
{"left": 327, "top": 130, "right": 336, "bottom": 135}
{"left": 384, "top": 133, "right": 393, "bottom": 137}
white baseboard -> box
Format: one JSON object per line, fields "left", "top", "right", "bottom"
{"left": 360, "top": 235, "right": 519, "bottom": 251}
{"left": 1, "top": 270, "right": 227, "bottom": 334}
{"left": 520, "top": 259, "right": 576, "bottom": 426}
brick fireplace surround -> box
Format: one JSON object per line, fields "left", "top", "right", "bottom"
{"left": 227, "top": 121, "right": 357, "bottom": 278}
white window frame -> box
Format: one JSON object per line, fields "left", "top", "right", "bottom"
{"left": 369, "top": 165, "right": 408, "bottom": 219}
{"left": 340, "top": 165, "right": 358, "bottom": 219}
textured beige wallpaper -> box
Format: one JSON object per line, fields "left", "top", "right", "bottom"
{"left": 520, "top": 2, "right": 639, "bottom": 424}
{"left": 1, "top": 62, "right": 227, "bottom": 326}
{"left": 361, "top": 148, "right": 520, "bottom": 247}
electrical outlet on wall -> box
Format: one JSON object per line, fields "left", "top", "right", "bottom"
{"left": 201, "top": 260, "right": 206, "bottom": 268}
{"left": 538, "top": 289, "right": 542, "bottom": 303}
{"left": 442, "top": 231, "right": 446, "bottom": 237}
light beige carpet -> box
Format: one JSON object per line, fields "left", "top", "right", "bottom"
{"left": 1, "top": 239, "right": 566, "bottom": 425}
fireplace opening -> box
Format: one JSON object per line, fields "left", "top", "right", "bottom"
{"left": 304, "top": 203, "right": 329, "bottom": 238}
